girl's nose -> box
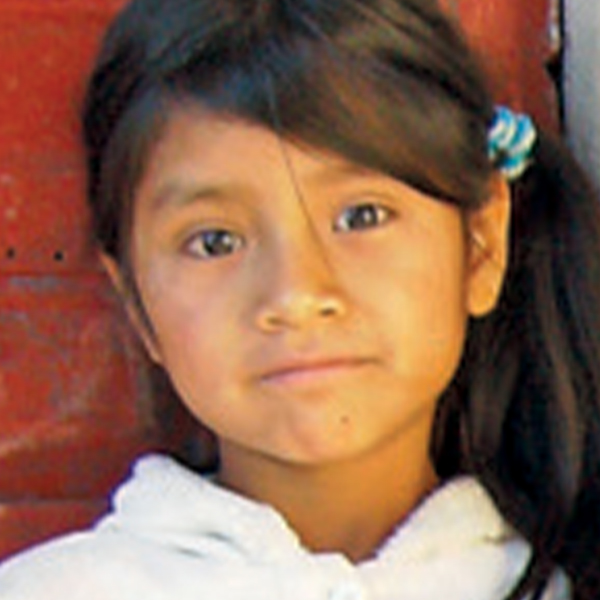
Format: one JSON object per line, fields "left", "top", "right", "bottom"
{"left": 253, "top": 235, "right": 348, "bottom": 334}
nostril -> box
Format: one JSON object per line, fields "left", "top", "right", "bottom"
{"left": 318, "top": 297, "right": 346, "bottom": 318}
{"left": 321, "top": 306, "right": 338, "bottom": 317}
{"left": 256, "top": 306, "right": 291, "bottom": 333}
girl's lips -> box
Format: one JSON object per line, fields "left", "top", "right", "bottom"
{"left": 259, "top": 357, "right": 373, "bottom": 386}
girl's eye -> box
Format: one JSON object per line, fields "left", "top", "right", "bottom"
{"left": 182, "top": 229, "right": 244, "bottom": 259}
{"left": 334, "top": 203, "right": 395, "bottom": 232}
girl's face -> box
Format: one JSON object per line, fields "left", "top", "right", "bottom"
{"left": 114, "top": 105, "right": 508, "bottom": 474}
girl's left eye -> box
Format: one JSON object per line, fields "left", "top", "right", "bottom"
{"left": 334, "top": 203, "right": 395, "bottom": 232}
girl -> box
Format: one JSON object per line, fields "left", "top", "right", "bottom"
{"left": 1, "top": 0, "right": 599, "bottom": 598}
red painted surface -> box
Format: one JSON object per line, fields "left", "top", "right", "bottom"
{"left": 450, "top": 0, "right": 558, "bottom": 130}
{"left": 0, "top": 0, "right": 558, "bottom": 560}
{"left": 0, "top": 0, "right": 155, "bottom": 559}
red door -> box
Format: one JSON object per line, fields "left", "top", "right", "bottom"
{"left": 0, "top": 0, "right": 559, "bottom": 559}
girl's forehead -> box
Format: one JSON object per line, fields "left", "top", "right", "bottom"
{"left": 143, "top": 104, "right": 383, "bottom": 191}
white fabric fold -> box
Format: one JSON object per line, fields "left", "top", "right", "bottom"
{"left": 0, "top": 453, "right": 569, "bottom": 600}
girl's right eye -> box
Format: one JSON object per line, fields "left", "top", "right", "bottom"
{"left": 181, "top": 229, "right": 245, "bottom": 259}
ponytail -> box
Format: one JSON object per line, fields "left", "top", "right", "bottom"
{"left": 434, "top": 132, "right": 600, "bottom": 599}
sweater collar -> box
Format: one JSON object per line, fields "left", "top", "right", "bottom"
{"left": 99, "top": 454, "right": 540, "bottom": 598}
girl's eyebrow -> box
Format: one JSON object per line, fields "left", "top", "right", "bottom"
{"left": 147, "top": 181, "right": 234, "bottom": 213}
{"left": 145, "top": 163, "right": 386, "bottom": 213}
{"left": 307, "top": 162, "right": 405, "bottom": 195}
{"left": 306, "top": 161, "right": 383, "bottom": 185}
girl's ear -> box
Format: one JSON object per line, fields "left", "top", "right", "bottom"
{"left": 466, "top": 175, "right": 511, "bottom": 317}
{"left": 99, "top": 253, "right": 163, "bottom": 365}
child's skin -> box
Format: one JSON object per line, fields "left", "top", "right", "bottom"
{"left": 104, "top": 104, "right": 510, "bottom": 562}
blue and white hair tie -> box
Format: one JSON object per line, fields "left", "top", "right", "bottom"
{"left": 488, "top": 106, "right": 537, "bottom": 181}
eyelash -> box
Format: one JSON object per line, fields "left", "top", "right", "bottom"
{"left": 179, "top": 202, "right": 395, "bottom": 260}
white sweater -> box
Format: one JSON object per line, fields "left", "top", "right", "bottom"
{"left": 0, "top": 454, "right": 569, "bottom": 600}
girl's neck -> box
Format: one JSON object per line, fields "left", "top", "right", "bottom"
{"left": 216, "top": 432, "right": 439, "bottom": 563}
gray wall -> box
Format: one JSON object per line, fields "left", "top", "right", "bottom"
{"left": 565, "top": 0, "right": 600, "bottom": 192}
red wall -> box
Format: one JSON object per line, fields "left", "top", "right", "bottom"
{"left": 0, "top": 0, "right": 558, "bottom": 559}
